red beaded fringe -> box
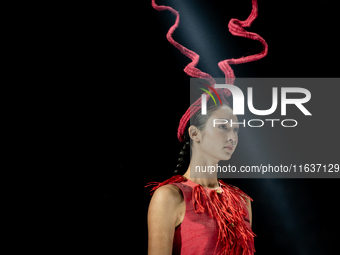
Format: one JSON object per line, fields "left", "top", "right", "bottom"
{"left": 145, "top": 175, "right": 187, "bottom": 195}
{"left": 146, "top": 176, "right": 256, "bottom": 255}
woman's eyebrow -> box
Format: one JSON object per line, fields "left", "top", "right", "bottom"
{"left": 214, "top": 119, "right": 239, "bottom": 128}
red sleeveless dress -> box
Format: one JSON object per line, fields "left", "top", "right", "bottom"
{"left": 146, "top": 175, "right": 255, "bottom": 255}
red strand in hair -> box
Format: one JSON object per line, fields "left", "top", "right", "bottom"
{"left": 151, "top": 0, "right": 217, "bottom": 84}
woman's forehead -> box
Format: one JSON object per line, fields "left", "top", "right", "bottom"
{"left": 210, "top": 106, "right": 238, "bottom": 120}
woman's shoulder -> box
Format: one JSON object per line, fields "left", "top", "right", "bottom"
{"left": 146, "top": 175, "right": 187, "bottom": 195}
{"left": 148, "top": 184, "right": 185, "bottom": 225}
{"left": 151, "top": 184, "right": 184, "bottom": 204}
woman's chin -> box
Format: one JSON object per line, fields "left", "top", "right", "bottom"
{"left": 220, "top": 154, "right": 232, "bottom": 161}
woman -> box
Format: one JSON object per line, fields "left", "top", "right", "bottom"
{"left": 146, "top": 102, "right": 255, "bottom": 255}
{"left": 147, "top": 0, "right": 267, "bottom": 253}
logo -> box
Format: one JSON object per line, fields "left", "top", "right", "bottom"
{"left": 197, "top": 82, "right": 312, "bottom": 128}
{"left": 197, "top": 82, "right": 222, "bottom": 107}
{"left": 200, "top": 84, "right": 311, "bottom": 116}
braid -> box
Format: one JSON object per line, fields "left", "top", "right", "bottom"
{"left": 174, "top": 141, "right": 190, "bottom": 175}
{"left": 174, "top": 119, "right": 192, "bottom": 175}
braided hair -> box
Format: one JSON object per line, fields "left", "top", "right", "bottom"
{"left": 174, "top": 121, "right": 191, "bottom": 175}
{"left": 174, "top": 102, "right": 232, "bottom": 175}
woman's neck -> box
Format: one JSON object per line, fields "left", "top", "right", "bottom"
{"left": 183, "top": 152, "right": 220, "bottom": 189}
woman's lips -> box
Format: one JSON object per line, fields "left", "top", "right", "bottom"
{"left": 224, "top": 146, "right": 233, "bottom": 151}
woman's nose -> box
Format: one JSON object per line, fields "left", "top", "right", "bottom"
{"left": 228, "top": 136, "right": 236, "bottom": 146}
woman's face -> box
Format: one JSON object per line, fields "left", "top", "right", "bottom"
{"left": 194, "top": 105, "right": 239, "bottom": 161}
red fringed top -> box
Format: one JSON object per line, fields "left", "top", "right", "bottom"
{"left": 146, "top": 175, "right": 255, "bottom": 255}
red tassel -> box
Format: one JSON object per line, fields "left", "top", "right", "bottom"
{"left": 145, "top": 175, "right": 186, "bottom": 195}
{"left": 193, "top": 185, "right": 206, "bottom": 213}
{"left": 192, "top": 181, "right": 256, "bottom": 255}
{"left": 192, "top": 185, "right": 214, "bottom": 216}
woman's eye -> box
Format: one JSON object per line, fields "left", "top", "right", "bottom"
{"left": 234, "top": 128, "right": 239, "bottom": 133}
{"left": 219, "top": 125, "right": 228, "bottom": 130}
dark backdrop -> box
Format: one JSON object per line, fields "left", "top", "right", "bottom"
{"left": 73, "top": 1, "right": 339, "bottom": 254}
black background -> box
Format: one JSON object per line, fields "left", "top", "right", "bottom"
{"left": 74, "top": 1, "right": 340, "bottom": 254}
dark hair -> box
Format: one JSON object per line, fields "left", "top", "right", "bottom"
{"left": 174, "top": 102, "right": 232, "bottom": 175}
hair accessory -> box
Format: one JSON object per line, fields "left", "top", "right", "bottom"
{"left": 151, "top": 0, "right": 268, "bottom": 142}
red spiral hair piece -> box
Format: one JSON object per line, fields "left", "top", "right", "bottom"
{"left": 151, "top": 0, "right": 268, "bottom": 142}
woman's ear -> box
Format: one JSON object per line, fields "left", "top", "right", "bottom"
{"left": 188, "top": 125, "right": 201, "bottom": 143}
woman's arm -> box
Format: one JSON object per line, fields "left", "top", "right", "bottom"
{"left": 147, "top": 184, "right": 184, "bottom": 255}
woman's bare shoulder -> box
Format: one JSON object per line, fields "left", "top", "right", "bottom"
{"left": 150, "top": 184, "right": 184, "bottom": 205}
{"left": 148, "top": 184, "right": 184, "bottom": 254}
